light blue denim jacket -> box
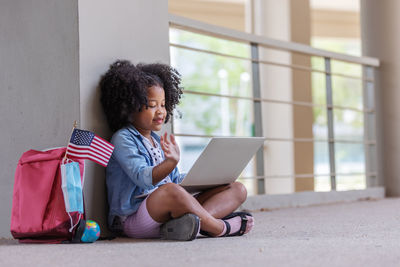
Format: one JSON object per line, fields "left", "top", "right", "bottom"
{"left": 106, "top": 125, "right": 185, "bottom": 228}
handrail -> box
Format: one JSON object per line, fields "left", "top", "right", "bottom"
{"left": 173, "top": 133, "right": 376, "bottom": 145}
{"left": 170, "top": 43, "right": 374, "bottom": 82}
{"left": 239, "top": 172, "right": 377, "bottom": 180}
{"left": 169, "top": 14, "right": 380, "bottom": 67}
{"left": 182, "top": 89, "right": 375, "bottom": 113}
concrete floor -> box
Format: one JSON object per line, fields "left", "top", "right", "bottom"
{"left": 1, "top": 198, "right": 400, "bottom": 267}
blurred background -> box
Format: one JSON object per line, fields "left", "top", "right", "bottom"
{"left": 168, "top": 0, "right": 369, "bottom": 195}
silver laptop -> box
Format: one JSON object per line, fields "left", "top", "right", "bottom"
{"left": 180, "top": 137, "right": 265, "bottom": 193}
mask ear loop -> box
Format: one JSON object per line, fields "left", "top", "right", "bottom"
{"left": 81, "top": 161, "right": 85, "bottom": 190}
{"left": 68, "top": 212, "right": 82, "bottom": 232}
{"left": 61, "top": 157, "right": 73, "bottom": 165}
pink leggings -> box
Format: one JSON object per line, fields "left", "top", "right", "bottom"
{"left": 123, "top": 197, "right": 162, "bottom": 238}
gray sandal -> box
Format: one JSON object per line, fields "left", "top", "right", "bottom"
{"left": 160, "top": 213, "right": 200, "bottom": 241}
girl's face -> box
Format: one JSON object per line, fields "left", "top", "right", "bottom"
{"left": 132, "top": 85, "right": 166, "bottom": 138}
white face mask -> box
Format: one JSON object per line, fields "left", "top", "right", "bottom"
{"left": 61, "top": 161, "right": 84, "bottom": 231}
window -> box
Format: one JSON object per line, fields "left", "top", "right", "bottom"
{"left": 169, "top": 15, "right": 378, "bottom": 195}
{"left": 169, "top": 28, "right": 259, "bottom": 195}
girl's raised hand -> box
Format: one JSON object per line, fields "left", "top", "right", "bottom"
{"left": 160, "top": 132, "right": 180, "bottom": 164}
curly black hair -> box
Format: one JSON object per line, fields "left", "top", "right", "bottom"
{"left": 100, "top": 60, "right": 183, "bottom": 132}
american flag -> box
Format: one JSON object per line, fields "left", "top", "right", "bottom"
{"left": 67, "top": 129, "right": 114, "bottom": 167}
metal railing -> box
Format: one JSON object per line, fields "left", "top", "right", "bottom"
{"left": 168, "top": 14, "right": 380, "bottom": 194}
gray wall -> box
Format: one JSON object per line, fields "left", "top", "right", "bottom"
{"left": 78, "top": 0, "right": 170, "bottom": 233}
{"left": 0, "top": 0, "right": 80, "bottom": 237}
{"left": 0, "top": 0, "right": 169, "bottom": 237}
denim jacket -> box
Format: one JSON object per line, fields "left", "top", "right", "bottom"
{"left": 106, "top": 125, "right": 185, "bottom": 228}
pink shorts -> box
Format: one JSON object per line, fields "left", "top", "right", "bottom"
{"left": 123, "top": 197, "right": 162, "bottom": 238}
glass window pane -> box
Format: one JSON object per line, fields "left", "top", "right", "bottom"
{"left": 170, "top": 28, "right": 250, "bottom": 58}
{"left": 335, "top": 142, "right": 365, "bottom": 177}
{"left": 333, "top": 109, "right": 364, "bottom": 142}
{"left": 239, "top": 177, "right": 257, "bottom": 197}
{"left": 332, "top": 76, "right": 363, "bottom": 108}
{"left": 238, "top": 156, "right": 257, "bottom": 196}
{"left": 331, "top": 60, "right": 362, "bottom": 78}
{"left": 175, "top": 136, "right": 210, "bottom": 173}
{"left": 311, "top": 56, "right": 325, "bottom": 72}
{"left": 313, "top": 106, "right": 328, "bottom": 139}
{"left": 311, "top": 38, "right": 361, "bottom": 58}
{"left": 315, "top": 175, "right": 331, "bottom": 192}
{"left": 337, "top": 175, "right": 366, "bottom": 191}
{"left": 170, "top": 47, "right": 253, "bottom": 98}
{"left": 174, "top": 94, "right": 254, "bottom": 137}
{"left": 170, "top": 28, "right": 258, "bottom": 194}
{"left": 314, "top": 141, "right": 329, "bottom": 175}
{"left": 312, "top": 72, "right": 326, "bottom": 106}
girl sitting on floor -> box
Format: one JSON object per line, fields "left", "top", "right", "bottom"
{"left": 99, "top": 60, "right": 254, "bottom": 241}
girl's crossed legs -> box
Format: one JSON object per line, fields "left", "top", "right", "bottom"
{"left": 130, "top": 181, "right": 252, "bottom": 238}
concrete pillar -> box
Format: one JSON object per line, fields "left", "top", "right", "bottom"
{"left": 252, "top": 0, "right": 313, "bottom": 193}
{"left": 0, "top": 0, "right": 80, "bottom": 238}
{"left": 290, "top": 0, "right": 314, "bottom": 192}
{"left": 361, "top": 0, "right": 400, "bottom": 196}
{"left": 0, "top": 0, "right": 169, "bottom": 237}
{"left": 252, "top": 0, "right": 294, "bottom": 194}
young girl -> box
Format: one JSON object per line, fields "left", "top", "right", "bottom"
{"left": 100, "top": 60, "right": 254, "bottom": 241}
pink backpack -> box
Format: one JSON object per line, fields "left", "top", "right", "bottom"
{"left": 10, "top": 147, "right": 85, "bottom": 243}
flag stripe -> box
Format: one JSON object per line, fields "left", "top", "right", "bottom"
{"left": 91, "top": 140, "right": 113, "bottom": 155}
{"left": 67, "top": 151, "right": 108, "bottom": 167}
{"left": 67, "top": 151, "right": 107, "bottom": 166}
{"left": 93, "top": 137, "right": 114, "bottom": 152}
{"left": 67, "top": 148, "right": 108, "bottom": 164}
{"left": 94, "top": 136, "right": 114, "bottom": 151}
{"left": 68, "top": 144, "right": 110, "bottom": 163}
{"left": 69, "top": 154, "right": 107, "bottom": 167}
{"left": 92, "top": 142, "right": 113, "bottom": 155}
{"left": 87, "top": 143, "right": 112, "bottom": 159}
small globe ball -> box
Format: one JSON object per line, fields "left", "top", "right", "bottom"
{"left": 81, "top": 220, "right": 101, "bottom": 243}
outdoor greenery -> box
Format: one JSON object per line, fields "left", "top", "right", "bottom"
{"left": 170, "top": 29, "right": 253, "bottom": 137}
{"left": 170, "top": 29, "right": 366, "bottom": 192}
